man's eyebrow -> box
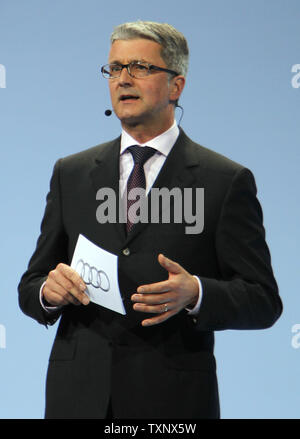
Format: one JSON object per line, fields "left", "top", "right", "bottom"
{"left": 108, "top": 59, "right": 122, "bottom": 65}
{"left": 109, "top": 59, "right": 149, "bottom": 65}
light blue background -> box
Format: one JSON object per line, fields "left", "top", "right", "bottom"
{"left": 0, "top": 0, "right": 299, "bottom": 419}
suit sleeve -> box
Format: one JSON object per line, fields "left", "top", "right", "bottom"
{"left": 196, "top": 167, "right": 282, "bottom": 331}
{"left": 18, "top": 159, "right": 68, "bottom": 326}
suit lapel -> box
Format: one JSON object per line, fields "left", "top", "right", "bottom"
{"left": 89, "top": 136, "right": 126, "bottom": 242}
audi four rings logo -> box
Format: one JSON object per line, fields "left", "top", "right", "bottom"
{"left": 75, "top": 259, "right": 110, "bottom": 291}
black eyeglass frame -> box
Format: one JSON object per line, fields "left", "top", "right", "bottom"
{"left": 101, "top": 61, "right": 179, "bottom": 79}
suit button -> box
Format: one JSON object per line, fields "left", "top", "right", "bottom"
{"left": 122, "top": 247, "right": 130, "bottom": 256}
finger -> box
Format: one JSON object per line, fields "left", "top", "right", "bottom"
{"left": 43, "top": 290, "right": 76, "bottom": 307}
{"left": 43, "top": 289, "right": 68, "bottom": 307}
{"left": 133, "top": 302, "right": 172, "bottom": 314}
{"left": 46, "top": 271, "right": 76, "bottom": 304}
{"left": 56, "top": 263, "right": 89, "bottom": 305}
{"left": 132, "top": 292, "right": 172, "bottom": 305}
{"left": 141, "top": 310, "right": 174, "bottom": 327}
{"left": 135, "top": 280, "right": 171, "bottom": 295}
{"left": 43, "top": 280, "right": 81, "bottom": 306}
{"left": 57, "top": 263, "right": 86, "bottom": 291}
{"left": 48, "top": 268, "right": 74, "bottom": 292}
{"left": 158, "top": 253, "right": 183, "bottom": 275}
{"left": 68, "top": 284, "right": 90, "bottom": 305}
{"left": 52, "top": 288, "right": 82, "bottom": 306}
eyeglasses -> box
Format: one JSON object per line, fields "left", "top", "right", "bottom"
{"left": 101, "top": 61, "right": 179, "bottom": 79}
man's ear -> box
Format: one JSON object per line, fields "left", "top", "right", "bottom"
{"left": 169, "top": 76, "right": 186, "bottom": 103}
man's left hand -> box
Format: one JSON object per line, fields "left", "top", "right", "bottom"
{"left": 131, "top": 254, "right": 199, "bottom": 327}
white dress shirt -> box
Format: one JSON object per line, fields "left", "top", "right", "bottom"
{"left": 119, "top": 120, "right": 180, "bottom": 196}
{"left": 41, "top": 121, "right": 202, "bottom": 315}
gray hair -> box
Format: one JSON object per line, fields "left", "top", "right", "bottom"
{"left": 110, "top": 21, "right": 189, "bottom": 77}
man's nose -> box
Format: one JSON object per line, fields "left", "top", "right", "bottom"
{"left": 118, "top": 66, "right": 133, "bottom": 84}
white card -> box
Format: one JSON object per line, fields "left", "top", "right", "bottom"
{"left": 71, "top": 234, "right": 126, "bottom": 315}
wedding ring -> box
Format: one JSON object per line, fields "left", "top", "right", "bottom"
{"left": 164, "top": 304, "right": 168, "bottom": 313}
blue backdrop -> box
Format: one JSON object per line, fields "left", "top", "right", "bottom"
{"left": 0, "top": 0, "right": 299, "bottom": 419}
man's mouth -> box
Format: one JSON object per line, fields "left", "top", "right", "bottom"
{"left": 119, "top": 95, "right": 139, "bottom": 101}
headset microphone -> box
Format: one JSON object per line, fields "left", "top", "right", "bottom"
{"left": 176, "top": 103, "right": 184, "bottom": 127}
{"left": 104, "top": 109, "right": 112, "bottom": 116}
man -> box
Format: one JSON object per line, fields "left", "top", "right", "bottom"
{"left": 18, "top": 21, "right": 282, "bottom": 419}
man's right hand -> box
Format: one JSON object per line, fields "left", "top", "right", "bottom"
{"left": 42, "top": 263, "right": 90, "bottom": 307}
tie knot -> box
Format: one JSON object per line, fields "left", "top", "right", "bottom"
{"left": 127, "top": 145, "right": 157, "bottom": 166}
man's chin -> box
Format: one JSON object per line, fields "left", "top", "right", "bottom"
{"left": 118, "top": 112, "right": 143, "bottom": 127}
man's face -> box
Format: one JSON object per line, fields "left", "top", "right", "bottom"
{"left": 107, "top": 38, "right": 182, "bottom": 133}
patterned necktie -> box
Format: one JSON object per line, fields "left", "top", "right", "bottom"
{"left": 126, "top": 145, "right": 157, "bottom": 233}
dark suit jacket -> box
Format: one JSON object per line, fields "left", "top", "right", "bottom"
{"left": 18, "top": 129, "right": 282, "bottom": 419}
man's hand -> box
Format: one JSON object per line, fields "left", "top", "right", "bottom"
{"left": 131, "top": 254, "right": 199, "bottom": 327}
{"left": 42, "top": 263, "right": 90, "bottom": 307}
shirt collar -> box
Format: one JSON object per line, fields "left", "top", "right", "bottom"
{"left": 120, "top": 120, "right": 179, "bottom": 157}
